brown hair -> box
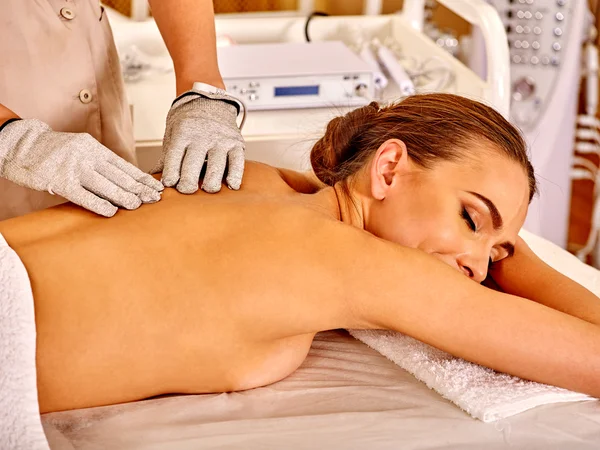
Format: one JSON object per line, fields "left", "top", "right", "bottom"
{"left": 310, "top": 93, "right": 537, "bottom": 202}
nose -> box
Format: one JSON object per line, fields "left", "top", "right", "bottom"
{"left": 456, "top": 252, "right": 489, "bottom": 283}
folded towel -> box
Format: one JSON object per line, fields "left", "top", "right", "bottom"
{"left": 349, "top": 229, "right": 598, "bottom": 422}
{"left": 348, "top": 329, "right": 594, "bottom": 422}
{"left": 0, "top": 233, "right": 49, "bottom": 449}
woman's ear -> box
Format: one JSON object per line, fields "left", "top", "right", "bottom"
{"left": 370, "top": 139, "right": 409, "bottom": 200}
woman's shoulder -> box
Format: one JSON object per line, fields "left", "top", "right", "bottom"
{"left": 242, "top": 161, "right": 324, "bottom": 195}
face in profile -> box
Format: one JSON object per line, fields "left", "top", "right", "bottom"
{"left": 364, "top": 139, "right": 530, "bottom": 283}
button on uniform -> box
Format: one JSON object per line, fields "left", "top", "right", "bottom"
{"left": 79, "top": 89, "right": 93, "bottom": 104}
{"left": 60, "top": 7, "right": 76, "bottom": 20}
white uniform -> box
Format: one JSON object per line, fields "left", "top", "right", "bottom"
{"left": 0, "top": 0, "right": 136, "bottom": 220}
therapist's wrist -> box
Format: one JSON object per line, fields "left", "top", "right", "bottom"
{"left": 176, "top": 74, "right": 226, "bottom": 96}
{"left": 0, "top": 117, "right": 22, "bottom": 133}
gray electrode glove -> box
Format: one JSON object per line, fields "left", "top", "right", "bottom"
{"left": 153, "top": 86, "right": 246, "bottom": 194}
{"left": 0, "top": 118, "right": 164, "bottom": 217}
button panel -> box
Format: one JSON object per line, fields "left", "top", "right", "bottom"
{"left": 225, "top": 75, "right": 372, "bottom": 109}
{"left": 496, "top": 0, "right": 568, "bottom": 68}
{"left": 488, "top": 0, "right": 573, "bottom": 129}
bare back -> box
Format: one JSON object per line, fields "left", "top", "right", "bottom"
{"left": 0, "top": 163, "right": 357, "bottom": 413}
{"left": 4, "top": 163, "right": 600, "bottom": 413}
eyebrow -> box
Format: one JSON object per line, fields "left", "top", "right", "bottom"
{"left": 468, "top": 191, "right": 503, "bottom": 230}
{"left": 467, "top": 191, "right": 515, "bottom": 258}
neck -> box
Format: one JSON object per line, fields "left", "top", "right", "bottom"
{"left": 304, "top": 184, "right": 366, "bottom": 230}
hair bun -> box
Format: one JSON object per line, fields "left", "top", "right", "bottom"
{"left": 310, "top": 101, "right": 380, "bottom": 186}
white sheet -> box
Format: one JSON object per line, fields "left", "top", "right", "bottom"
{"left": 42, "top": 330, "right": 600, "bottom": 449}
{"left": 0, "top": 234, "right": 47, "bottom": 450}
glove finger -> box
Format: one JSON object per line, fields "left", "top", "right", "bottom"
{"left": 177, "top": 143, "right": 210, "bottom": 194}
{"left": 65, "top": 186, "right": 118, "bottom": 218}
{"left": 81, "top": 171, "right": 142, "bottom": 210}
{"left": 107, "top": 153, "right": 165, "bottom": 192}
{"left": 98, "top": 163, "right": 162, "bottom": 204}
{"left": 225, "top": 146, "right": 245, "bottom": 190}
{"left": 201, "top": 148, "right": 228, "bottom": 194}
{"left": 162, "top": 136, "right": 188, "bottom": 187}
{"left": 149, "top": 153, "right": 165, "bottom": 175}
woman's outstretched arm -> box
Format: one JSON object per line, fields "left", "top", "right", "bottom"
{"left": 335, "top": 225, "right": 600, "bottom": 398}
{"left": 487, "top": 237, "right": 600, "bottom": 326}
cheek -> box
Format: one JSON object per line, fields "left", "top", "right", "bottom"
{"left": 366, "top": 183, "right": 473, "bottom": 253}
{"left": 367, "top": 199, "right": 468, "bottom": 253}
{"left": 419, "top": 202, "right": 471, "bottom": 253}
{"left": 421, "top": 225, "right": 464, "bottom": 253}
{"left": 366, "top": 198, "right": 433, "bottom": 248}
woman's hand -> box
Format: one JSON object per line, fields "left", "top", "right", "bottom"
{"left": 485, "top": 236, "right": 532, "bottom": 292}
{"left": 486, "top": 235, "right": 600, "bottom": 327}
{"left": 481, "top": 273, "right": 503, "bottom": 292}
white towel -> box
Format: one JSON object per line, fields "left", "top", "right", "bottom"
{"left": 0, "top": 233, "right": 49, "bottom": 449}
{"left": 349, "top": 229, "right": 598, "bottom": 422}
{"left": 349, "top": 329, "right": 594, "bottom": 422}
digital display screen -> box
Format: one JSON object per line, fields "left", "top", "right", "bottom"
{"left": 274, "top": 85, "right": 319, "bottom": 97}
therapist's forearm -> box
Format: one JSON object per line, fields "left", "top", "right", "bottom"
{"left": 148, "top": 0, "right": 224, "bottom": 95}
{"left": 0, "top": 103, "right": 20, "bottom": 127}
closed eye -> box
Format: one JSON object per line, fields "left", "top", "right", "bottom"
{"left": 461, "top": 207, "right": 476, "bottom": 232}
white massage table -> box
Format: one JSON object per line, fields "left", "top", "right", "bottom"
{"left": 42, "top": 329, "right": 600, "bottom": 449}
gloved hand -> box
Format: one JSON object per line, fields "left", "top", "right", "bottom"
{"left": 154, "top": 91, "right": 245, "bottom": 194}
{"left": 0, "top": 118, "right": 164, "bottom": 217}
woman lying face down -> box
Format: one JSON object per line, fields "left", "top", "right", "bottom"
{"left": 1, "top": 94, "right": 599, "bottom": 414}
{"left": 309, "top": 94, "right": 534, "bottom": 283}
